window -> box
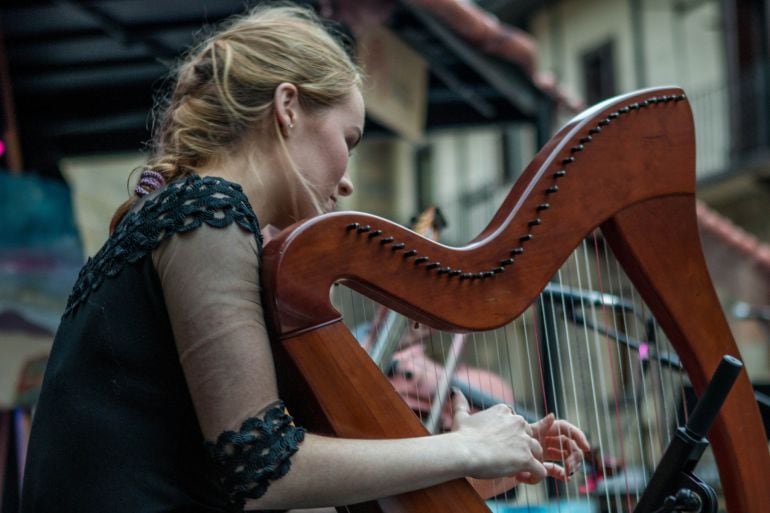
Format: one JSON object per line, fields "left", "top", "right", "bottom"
{"left": 582, "top": 40, "right": 616, "bottom": 105}
{"left": 415, "top": 143, "right": 433, "bottom": 212}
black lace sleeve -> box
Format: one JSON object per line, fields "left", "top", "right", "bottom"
{"left": 64, "top": 175, "right": 262, "bottom": 316}
{"left": 205, "top": 401, "right": 306, "bottom": 509}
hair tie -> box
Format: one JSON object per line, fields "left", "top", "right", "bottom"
{"left": 135, "top": 169, "right": 167, "bottom": 197}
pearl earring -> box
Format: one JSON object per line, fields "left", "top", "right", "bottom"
{"left": 288, "top": 123, "right": 294, "bottom": 129}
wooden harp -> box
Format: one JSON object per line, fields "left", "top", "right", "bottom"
{"left": 261, "top": 87, "right": 770, "bottom": 512}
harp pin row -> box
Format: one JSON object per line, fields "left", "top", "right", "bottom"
{"left": 342, "top": 93, "right": 687, "bottom": 284}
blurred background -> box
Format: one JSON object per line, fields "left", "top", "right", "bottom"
{"left": 1, "top": 0, "right": 769, "bottom": 511}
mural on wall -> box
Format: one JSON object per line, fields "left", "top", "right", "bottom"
{"left": 0, "top": 171, "right": 81, "bottom": 326}
{"left": 0, "top": 170, "right": 83, "bottom": 505}
{"left": 0, "top": 170, "right": 83, "bottom": 406}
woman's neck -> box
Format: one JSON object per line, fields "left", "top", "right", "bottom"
{"left": 198, "top": 150, "right": 290, "bottom": 230}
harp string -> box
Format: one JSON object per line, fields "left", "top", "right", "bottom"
{"left": 628, "top": 285, "right": 658, "bottom": 487}
{"left": 543, "top": 282, "right": 568, "bottom": 501}
{"left": 606, "top": 235, "right": 647, "bottom": 504}
{"left": 522, "top": 313, "right": 541, "bottom": 509}
{"left": 328, "top": 237, "right": 699, "bottom": 511}
{"left": 623, "top": 303, "right": 649, "bottom": 497}
{"left": 498, "top": 326, "right": 519, "bottom": 507}
{"left": 539, "top": 291, "right": 570, "bottom": 500}
{"left": 649, "top": 316, "right": 670, "bottom": 464}
{"left": 604, "top": 236, "right": 661, "bottom": 508}
{"left": 425, "top": 329, "right": 441, "bottom": 430}
{"left": 586, "top": 235, "right": 623, "bottom": 508}
{"left": 554, "top": 267, "right": 592, "bottom": 506}
{"left": 591, "top": 232, "right": 634, "bottom": 512}
{"left": 651, "top": 317, "right": 672, "bottom": 447}
{"left": 569, "top": 239, "right": 614, "bottom": 513}
{"left": 593, "top": 237, "right": 621, "bottom": 511}
{"left": 532, "top": 295, "right": 569, "bottom": 510}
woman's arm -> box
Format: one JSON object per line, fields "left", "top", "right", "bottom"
{"left": 154, "top": 223, "right": 586, "bottom": 510}
{"left": 247, "top": 392, "right": 548, "bottom": 510}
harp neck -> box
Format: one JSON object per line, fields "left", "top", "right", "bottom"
{"left": 263, "top": 87, "right": 694, "bottom": 336}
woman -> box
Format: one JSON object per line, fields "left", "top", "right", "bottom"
{"left": 22, "top": 5, "right": 589, "bottom": 512}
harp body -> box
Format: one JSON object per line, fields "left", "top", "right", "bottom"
{"left": 261, "top": 87, "right": 770, "bottom": 512}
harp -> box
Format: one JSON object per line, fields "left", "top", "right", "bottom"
{"left": 261, "top": 87, "right": 770, "bottom": 512}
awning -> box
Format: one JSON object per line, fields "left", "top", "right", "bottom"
{"left": 1, "top": 0, "right": 558, "bottom": 174}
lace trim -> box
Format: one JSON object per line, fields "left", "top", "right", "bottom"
{"left": 206, "top": 401, "right": 306, "bottom": 508}
{"left": 64, "top": 175, "right": 262, "bottom": 315}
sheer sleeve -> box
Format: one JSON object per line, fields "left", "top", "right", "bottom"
{"left": 153, "top": 222, "right": 305, "bottom": 506}
{"left": 153, "top": 222, "right": 281, "bottom": 437}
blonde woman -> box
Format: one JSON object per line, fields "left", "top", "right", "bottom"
{"left": 21, "top": 5, "right": 589, "bottom": 512}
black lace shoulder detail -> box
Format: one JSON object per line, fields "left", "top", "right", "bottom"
{"left": 64, "top": 175, "right": 262, "bottom": 316}
{"left": 206, "top": 401, "right": 306, "bottom": 509}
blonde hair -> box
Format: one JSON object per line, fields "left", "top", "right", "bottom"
{"left": 110, "top": 4, "right": 362, "bottom": 231}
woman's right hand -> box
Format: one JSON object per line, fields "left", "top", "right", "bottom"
{"left": 449, "top": 389, "right": 562, "bottom": 484}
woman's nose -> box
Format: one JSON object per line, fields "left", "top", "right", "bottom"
{"left": 337, "top": 174, "right": 354, "bottom": 197}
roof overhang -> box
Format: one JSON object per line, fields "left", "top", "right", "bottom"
{"left": 1, "top": 0, "right": 554, "bottom": 175}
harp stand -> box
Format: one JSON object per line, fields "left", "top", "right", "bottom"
{"left": 633, "top": 355, "right": 744, "bottom": 513}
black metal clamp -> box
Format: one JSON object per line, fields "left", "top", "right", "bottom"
{"left": 633, "top": 355, "right": 744, "bottom": 513}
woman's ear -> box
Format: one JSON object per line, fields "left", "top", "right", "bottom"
{"left": 274, "top": 82, "right": 299, "bottom": 137}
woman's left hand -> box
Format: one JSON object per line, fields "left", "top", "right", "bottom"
{"left": 528, "top": 414, "right": 590, "bottom": 480}
{"left": 468, "top": 412, "right": 590, "bottom": 494}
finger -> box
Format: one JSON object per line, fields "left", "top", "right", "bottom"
{"left": 513, "top": 413, "right": 535, "bottom": 438}
{"left": 551, "top": 420, "right": 591, "bottom": 452}
{"left": 576, "top": 430, "right": 591, "bottom": 452}
{"left": 529, "top": 438, "right": 544, "bottom": 462}
{"left": 521, "top": 458, "right": 548, "bottom": 483}
{"left": 552, "top": 438, "right": 585, "bottom": 468}
{"left": 544, "top": 447, "right": 571, "bottom": 462}
{"left": 514, "top": 471, "right": 538, "bottom": 485}
{"left": 507, "top": 411, "right": 533, "bottom": 437}
{"left": 513, "top": 472, "right": 537, "bottom": 484}
{"left": 544, "top": 462, "right": 569, "bottom": 482}
{"left": 451, "top": 387, "right": 471, "bottom": 419}
{"left": 530, "top": 413, "right": 555, "bottom": 439}
{"left": 543, "top": 436, "right": 583, "bottom": 474}
{"left": 566, "top": 449, "right": 585, "bottom": 471}
{"left": 567, "top": 457, "right": 583, "bottom": 476}
{"left": 544, "top": 435, "right": 581, "bottom": 458}
{"left": 523, "top": 421, "right": 534, "bottom": 438}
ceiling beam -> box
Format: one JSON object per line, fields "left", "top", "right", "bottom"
{"left": 12, "top": 61, "right": 167, "bottom": 94}
{"left": 403, "top": 3, "right": 543, "bottom": 118}
{"left": 53, "top": 0, "right": 179, "bottom": 61}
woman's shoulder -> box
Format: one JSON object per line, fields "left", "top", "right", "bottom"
{"left": 138, "top": 174, "right": 260, "bottom": 233}
{"left": 114, "top": 173, "right": 263, "bottom": 260}
{"left": 63, "top": 174, "right": 262, "bottom": 316}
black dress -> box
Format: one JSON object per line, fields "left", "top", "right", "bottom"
{"left": 22, "top": 175, "right": 263, "bottom": 512}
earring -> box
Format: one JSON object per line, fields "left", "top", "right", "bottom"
{"left": 288, "top": 123, "right": 294, "bottom": 129}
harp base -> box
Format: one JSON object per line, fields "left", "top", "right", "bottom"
{"left": 633, "top": 428, "right": 717, "bottom": 513}
{"left": 653, "top": 480, "right": 716, "bottom": 513}
{"left": 633, "top": 356, "right": 742, "bottom": 513}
